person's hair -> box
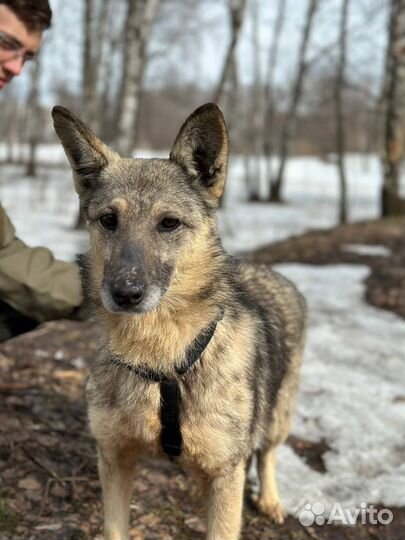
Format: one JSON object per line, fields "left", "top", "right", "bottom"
{"left": 0, "top": 0, "right": 52, "bottom": 32}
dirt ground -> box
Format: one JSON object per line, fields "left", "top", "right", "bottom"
{"left": 0, "top": 217, "right": 404, "bottom": 540}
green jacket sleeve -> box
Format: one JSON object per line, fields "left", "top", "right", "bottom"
{"left": 0, "top": 204, "right": 83, "bottom": 322}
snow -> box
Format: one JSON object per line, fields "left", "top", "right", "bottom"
{"left": 342, "top": 244, "right": 392, "bottom": 257}
{"left": 0, "top": 162, "right": 87, "bottom": 262}
{"left": 223, "top": 154, "right": 385, "bottom": 253}
{"left": 1, "top": 150, "right": 404, "bottom": 515}
{"left": 271, "top": 264, "right": 405, "bottom": 516}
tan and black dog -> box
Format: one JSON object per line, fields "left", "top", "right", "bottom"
{"left": 52, "top": 103, "right": 307, "bottom": 540}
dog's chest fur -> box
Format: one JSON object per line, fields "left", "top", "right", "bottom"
{"left": 87, "top": 310, "right": 258, "bottom": 472}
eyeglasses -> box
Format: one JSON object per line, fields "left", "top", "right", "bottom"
{"left": 0, "top": 30, "right": 36, "bottom": 63}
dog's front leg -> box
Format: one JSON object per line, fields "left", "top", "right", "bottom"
{"left": 98, "top": 443, "right": 137, "bottom": 540}
{"left": 206, "top": 461, "right": 245, "bottom": 540}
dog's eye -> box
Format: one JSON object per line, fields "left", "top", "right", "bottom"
{"left": 158, "top": 217, "right": 181, "bottom": 232}
{"left": 99, "top": 213, "right": 118, "bottom": 231}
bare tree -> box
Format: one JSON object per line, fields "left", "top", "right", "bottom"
{"left": 381, "top": 0, "right": 405, "bottom": 216}
{"left": 82, "top": 0, "right": 114, "bottom": 130}
{"left": 244, "top": 0, "right": 262, "bottom": 201}
{"left": 26, "top": 57, "right": 42, "bottom": 177}
{"left": 82, "top": 0, "right": 95, "bottom": 120}
{"left": 74, "top": 0, "right": 117, "bottom": 229}
{"left": 213, "top": 0, "right": 248, "bottom": 105}
{"left": 116, "top": 0, "right": 160, "bottom": 157}
{"left": 219, "top": 46, "right": 239, "bottom": 208}
{"left": 270, "top": 0, "right": 320, "bottom": 202}
{"left": 210, "top": 0, "right": 247, "bottom": 207}
{"left": 263, "top": 0, "right": 286, "bottom": 199}
{"left": 99, "top": 15, "right": 125, "bottom": 139}
{"left": 334, "top": 0, "right": 350, "bottom": 223}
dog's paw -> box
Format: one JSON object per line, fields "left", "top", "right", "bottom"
{"left": 251, "top": 494, "right": 286, "bottom": 524}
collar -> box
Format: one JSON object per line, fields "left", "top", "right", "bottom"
{"left": 108, "top": 308, "right": 224, "bottom": 382}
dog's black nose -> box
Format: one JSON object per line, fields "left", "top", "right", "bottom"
{"left": 111, "top": 282, "right": 145, "bottom": 308}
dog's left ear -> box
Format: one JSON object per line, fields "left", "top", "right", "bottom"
{"left": 52, "top": 106, "right": 118, "bottom": 197}
{"left": 170, "top": 103, "right": 229, "bottom": 202}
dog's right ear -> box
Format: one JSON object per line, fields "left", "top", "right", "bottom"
{"left": 170, "top": 103, "right": 229, "bottom": 203}
{"left": 52, "top": 106, "right": 118, "bottom": 196}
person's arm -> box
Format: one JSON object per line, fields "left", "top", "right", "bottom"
{"left": 0, "top": 204, "right": 83, "bottom": 322}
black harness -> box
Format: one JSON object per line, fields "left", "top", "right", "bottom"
{"left": 109, "top": 310, "right": 223, "bottom": 457}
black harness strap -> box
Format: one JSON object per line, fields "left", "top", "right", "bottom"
{"left": 109, "top": 310, "right": 223, "bottom": 457}
{"left": 160, "top": 379, "right": 182, "bottom": 456}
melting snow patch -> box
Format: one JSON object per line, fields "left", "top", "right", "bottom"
{"left": 270, "top": 264, "right": 405, "bottom": 516}
{"left": 71, "top": 357, "right": 86, "bottom": 369}
{"left": 34, "top": 349, "right": 49, "bottom": 358}
{"left": 342, "top": 244, "right": 391, "bottom": 257}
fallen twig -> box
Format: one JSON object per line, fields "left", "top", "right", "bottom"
{"left": 21, "top": 447, "right": 66, "bottom": 486}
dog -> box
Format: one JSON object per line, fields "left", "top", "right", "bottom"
{"left": 52, "top": 103, "right": 307, "bottom": 540}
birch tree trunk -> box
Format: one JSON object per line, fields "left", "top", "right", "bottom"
{"left": 226, "top": 50, "right": 239, "bottom": 136}
{"left": 219, "top": 52, "right": 238, "bottom": 208}
{"left": 334, "top": 0, "right": 349, "bottom": 224}
{"left": 6, "top": 102, "right": 19, "bottom": 163}
{"left": 82, "top": 0, "right": 112, "bottom": 130}
{"left": 116, "top": 0, "right": 159, "bottom": 157}
{"left": 26, "top": 57, "right": 41, "bottom": 177}
{"left": 245, "top": 0, "right": 262, "bottom": 201}
{"left": 263, "top": 0, "right": 286, "bottom": 199}
{"left": 213, "top": 0, "right": 248, "bottom": 105}
{"left": 381, "top": 0, "right": 405, "bottom": 216}
{"left": 270, "top": 0, "right": 319, "bottom": 202}
{"left": 82, "top": 0, "right": 96, "bottom": 122}
{"left": 76, "top": 0, "right": 114, "bottom": 229}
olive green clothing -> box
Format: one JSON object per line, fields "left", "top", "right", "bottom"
{"left": 0, "top": 203, "right": 83, "bottom": 323}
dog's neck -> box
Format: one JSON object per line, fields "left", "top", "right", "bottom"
{"left": 100, "top": 301, "right": 225, "bottom": 373}
{"left": 108, "top": 307, "right": 224, "bottom": 381}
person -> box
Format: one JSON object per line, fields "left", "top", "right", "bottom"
{"left": 0, "top": 0, "right": 83, "bottom": 341}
